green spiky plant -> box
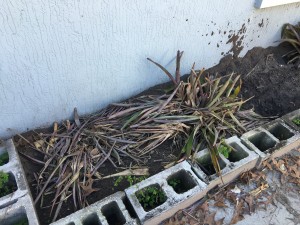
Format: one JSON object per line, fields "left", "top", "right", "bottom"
{"left": 281, "top": 22, "right": 300, "bottom": 64}
{"left": 146, "top": 51, "right": 265, "bottom": 177}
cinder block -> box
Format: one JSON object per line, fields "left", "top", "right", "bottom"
{"left": 224, "top": 136, "right": 258, "bottom": 165}
{"left": 0, "top": 139, "right": 39, "bottom": 225}
{"left": 282, "top": 108, "right": 300, "bottom": 132}
{"left": 125, "top": 161, "right": 207, "bottom": 225}
{"left": 50, "top": 191, "right": 138, "bottom": 225}
{"left": 240, "top": 127, "right": 279, "bottom": 159}
{"left": 222, "top": 136, "right": 259, "bottom": 180}
{"left": 190, "top": 148, "right": 231, "bottom": 186}
{"left": 0, "top": 140, "right": 27, "bottom": 208}
{"left": 0, "top": 194, "right": 39, "bottom": 225}
{"left": 262, "top": 118, "right": 300, "bottom": 159}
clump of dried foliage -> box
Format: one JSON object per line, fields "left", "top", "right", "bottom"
{"left": 281, "top": 22, "right": 300, "bottom": 64}
{"left": 18, "top": 51, "right": 270, "bottom": 222}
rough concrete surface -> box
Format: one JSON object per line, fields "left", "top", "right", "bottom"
{"left": 219, "top": 150, "right": 300, "bottom": 225}
{"left": 0, "top": 139, "right": 39, "bottom": 225}
{"left": 1, "top": 1, "right": 300, "bottom": 138}
{"left": 163, "top": 149, "right": 300, "bottom": 225}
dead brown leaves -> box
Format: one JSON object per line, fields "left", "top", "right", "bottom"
{"left": 263, "top": 152, "right": 300, "bottom": 187}
{"left": 165, "top": 200, "right": 224, "bottom": 225}
{"left": 164, "top": 150, "right": 300, "bottom": 225}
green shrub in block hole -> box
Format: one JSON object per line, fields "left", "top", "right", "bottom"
{"left": 0, "top": 171, "right": 17, "bottom": 198}
{"left": 0, "top": 152, "right": 9, "bottom": 166}
{"left": 136, "top": 185, "right": 167, "bottom": 211}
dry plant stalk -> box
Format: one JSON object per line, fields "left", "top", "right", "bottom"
{"left": 281, "top": 22, "right": 300, "bottom": 64}
{"left": 21, "top": 51, "right": 270, "bottom": 222}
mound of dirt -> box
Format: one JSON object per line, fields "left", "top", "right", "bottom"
{"left": 205, "top": 44, "right": 300, "bottom": 116}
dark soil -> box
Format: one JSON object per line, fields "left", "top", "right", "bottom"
{"left": 13, "top": 43, "right": 300, "bottom": 225}
{"left": 14, "top": 133, "right": 179, "bottom": 225}
{"left": 205, "top": 43, "right": 300, "bottom": 116}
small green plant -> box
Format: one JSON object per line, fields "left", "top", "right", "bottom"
{"left": 0, "top": 171, "right": 10, "bottom": 197}
{"left": 14, "top": 218, "right": 29, "bottom": 225}
{"left": 136, "top": 185, "right": 167, "bottom": 211}
{"left": 114, "top": 175, "right": 147, "bottom": 187}
{"left": 0, "top": 152, "right": 9, "bottom": 166}
{"left": 114, "top": 176, "right": 124, "bottom": 187}
{"left": 217, "top": 144, "right": 231, "bottom": 158}
{"left": 292, "top": 118, "right": 300, "bottom": 126}
{"left": 168, "top": 178, "right": 181, "bottom": 190}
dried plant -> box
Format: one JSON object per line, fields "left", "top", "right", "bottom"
{"left": 18, "top": 51, "right": 270, "bottom": 222}
{"left": 281, "top": 22, "right": 300, "bottom": 64}
{"left": 147, "top": 51, "right": 268, "bottom": 175}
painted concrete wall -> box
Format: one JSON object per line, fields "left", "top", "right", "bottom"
{"left": 0, "top": 0, "right": 300, "bottom": 138}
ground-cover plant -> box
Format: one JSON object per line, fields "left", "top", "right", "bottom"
{"left": 292, "top": 118, "right": 300, "bottom": 126}
{"left": 217, "top": 144, "right": 232, "bottom": 158}
{"left": 281, "top": 22, "right": 300, "bottom": 64}
{"left": 0, "top": 171, "right": 15, "bottom": 198}
{"left": 0, "top": 152, "right": 9, "bottom": 166}
{"left": 167, "top": 178, "right": 181, "bottom": 191}
{"left": 17, "top": 51, "right": 271, "bottom": 222}
{"left": 13, "top": 218, "right": 29, "bottom": 225}
{"left": 136, "top": 185, "right": 167, "bottom": 211}
{"left": 114, "top": 175, "right": 147, "bottom": 187}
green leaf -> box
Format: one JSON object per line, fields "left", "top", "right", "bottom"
{"left": 121, "top": 111, "right": 143, "bottom": 130}
{"left": 207, "top": 74, "right": 233, "bottom": 107}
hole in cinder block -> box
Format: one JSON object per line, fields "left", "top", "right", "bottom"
{"left": 122, "top": 196, "right": 137, "bottom": 219}
{"left": 0, "top": 149, "right": 9, "bottom": 166}
{"left": 167, "top": 170, "right": 197, "bottom": 194}
{"left": 66, "top": 223, "right": 75, "bottom": 225}
{"left": 268, "top": 123, "right": 294, "bottom": 141}
{"left": 248, "top": 131, "right": 277, "bottom": 152}
{"left": 101, "top": 201, "right": 126, "bottom": 225}
{"left": 228, "top": 143, "right": 249, "bottom": 162}
{"left": 135, "top": 184, "right": 167, "bottom": 212}
{"left": 0, "top": 172, "right": 18, "bottom": 198}
{"left": 0, "top": 206, "right": 29, "bottom": 225}
{"left": 196, "top": 152, "right": 226, "bottom": 176}
{"left": 82, "top": 213, "right": 102, "bottom": 225}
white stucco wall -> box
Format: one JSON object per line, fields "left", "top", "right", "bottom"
{"left": 0, "top": 0, "right": 300, "bottom": 138}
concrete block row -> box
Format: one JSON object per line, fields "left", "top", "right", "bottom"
{"left": 50, "top": 191, "right": 138, "bottom": 225}
{"left": 190, "top": 136, "right": 259, "bottom": 187}
{"left": 52, "top": 110, "right": 300, "bottom": 225}
{"left": 241, "top": 118, "right": 300, "bottom": 161}
{"left": 2, "top": 109, "right": 300, "bottom": 225}
{"left": 125, "top": 161, "right": 207, "bottom": 225}
{"left": 0, "top": 139, "right": 39, "bottom": 225}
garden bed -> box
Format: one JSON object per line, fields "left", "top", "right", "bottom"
{"left": 13, "top": 43, "right": 300, "bottom": 224}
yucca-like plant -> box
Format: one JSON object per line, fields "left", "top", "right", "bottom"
{"left": 147, "top": 51, "right": 264, "bottom": 175}
{"left": 281, "top": 22, "right": 300, "bottom": 64}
